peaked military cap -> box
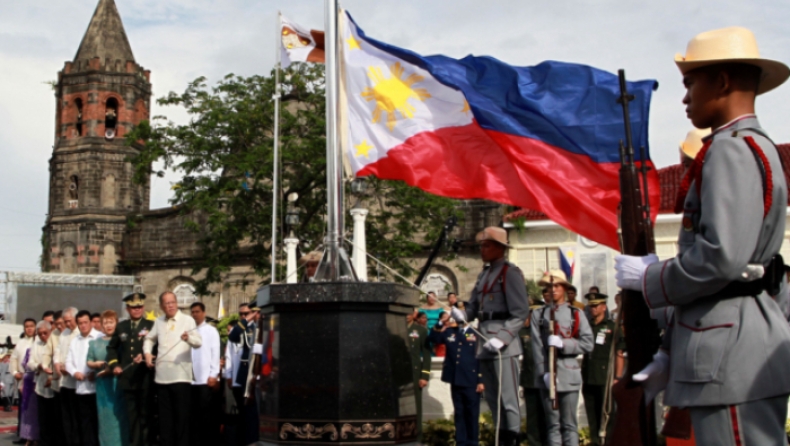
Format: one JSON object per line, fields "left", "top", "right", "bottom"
{"left": 248, "top": 300, "right": 261, "bottom": 311}
{"left": 123, "top": 292, "right": 146, "bottom": 308}
{"left": 585, "top": 292, "right": 609, "bottom": 305}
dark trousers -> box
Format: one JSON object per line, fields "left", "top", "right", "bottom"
{"left": 232, "top": 387, "right": 260, "bottom": 445}
{"left": 124, "top": 388, "right": 150, "bottom": 446}
{"left": 582, "top": 384, "right": 606, "bottom": 445}
{"left": 59, "top": 387, "right": 81, "bottom": 446}
{"left": 159, "top": 382, "right": 191, "bottom": 446}
{"left": 523, "top": 387, "right": 547, "bottom": 446}
{"left": 451, "top": 385, "right": 481, "bottom": 446}
{"left": 190, "top": 385, "right": 213, "bottom": 446}
{"left": 75, "top": 393, "right": 99, "bottom": 446}
{"left": 37, "top": 395, "right": 61, "bottom": 446}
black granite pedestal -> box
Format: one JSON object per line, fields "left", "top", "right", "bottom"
{"left": 253, "top": 282, "right": 420, "bottom": 445}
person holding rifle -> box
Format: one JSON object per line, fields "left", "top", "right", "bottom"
{"left": 531, "top": 270, "right": 593, "bottom": 446}
{"left": 450, "top": 226, "right": 529, "bottom": 446}
{"left": 227, "top": 300, "right": 261, "bottom": 445}
{"left": 615, "top": 27, "right": 790, "bottom": 445}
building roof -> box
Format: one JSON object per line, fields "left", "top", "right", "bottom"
{"left": 74, "top": 0, "right": 135, "bottom": 64}
{"left": 505, "top": 143, "right": 790, "bottom": 223}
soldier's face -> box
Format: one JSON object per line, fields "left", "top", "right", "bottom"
{"left": 590, "top": 303, "right": 606, "bottom": 318}
{"left": 127, "top": 306, "right": 144, "bottom": 320}
{"left": 479, "top": 241, "right": 505, "bottom": 263}
{"left": 683, "top": 70, "right": 723, "bottom": 129}
{"left": 552, "top": 284, "right": 566, "bottom": 303}
{"left": 306, "top": 261, "right": 319, "bottom": 278}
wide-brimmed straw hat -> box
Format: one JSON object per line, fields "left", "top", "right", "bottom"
{"left": 475, "top": 227, "right": 512, "bottom": 248}
{"left": 538, "top": 270, "right": 571, "bottom": 287}
{"left": 299, "top": 251, "right": 323, "bottom": 265}
{"left": 679, "top": 128, "right": 712, "bottom": 159}
{"left": 675, "top": 27, "right": 790, "bottom": 95}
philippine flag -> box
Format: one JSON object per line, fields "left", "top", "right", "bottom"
{"left": 341, "top": 12, "right": 659, "bottom": 250}
{"left": 558, "top": 247, "right": 575, "bottom": 282}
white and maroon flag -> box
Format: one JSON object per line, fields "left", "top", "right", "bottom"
{"left": 280, "top": 14, "right": 325, "bottom": 68}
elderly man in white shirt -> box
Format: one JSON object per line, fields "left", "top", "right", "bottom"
{"left": 189, "top": 302, "right": 220, "bottom": 445}
{"left": 29, "top": 320, "right": 57, "bottom": 446}
{"left": 66, "top": 310, "right": 103, "bottom": 446}
{"left": 144, "top": 291, "right": 202, "bottom": 446}
{"left": 56, "top": 306, "right": 81, "bottom": 446}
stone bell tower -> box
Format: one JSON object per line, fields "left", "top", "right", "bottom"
{"left": 43, "top": 0, "right": 151, "bottom": 275}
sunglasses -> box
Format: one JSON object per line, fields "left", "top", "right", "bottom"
{"left": 239, "top": 312, "right": 250, "bottom": 317}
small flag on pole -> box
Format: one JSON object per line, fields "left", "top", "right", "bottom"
{"left": 280, "top": 14, "right": 325, "bottom": 68}
{"left": 558, "top": 247, "right": 575, "bottom": 282}
{"left": 218, "top": 293, "right": 227, "bottom": 319}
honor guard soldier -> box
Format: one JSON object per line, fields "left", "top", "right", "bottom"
{"left": 531, "top": 271, "right": 593, "bottom": 446}
{"left": 228, "top": 300, "right": 261, "bottom": 445}
{"left": 616, "top": 27, "right": 790, "bottom": 445}
{"left": 406, "top": 309, "right": 431, "bottom": 442}
{"left": 520, "top": 296, "right": 547, "bottom": 446}
{"left": 428, "top": 312, "right": 484, "bottom": 446}
{"left": 299, "top": 251, "right": 322, "bottom": 283}
{"left": 581, "top": 293, "right": 622, "bottom": 446}
{"left": 451, "top": 226, "right": 529, "bottom": 446}
{"left": 106, "top": 293, "right": 155, "bottom": 446}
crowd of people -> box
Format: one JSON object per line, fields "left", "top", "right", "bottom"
{"left": 1, "top": 292, "right": 265, "bottom": 446}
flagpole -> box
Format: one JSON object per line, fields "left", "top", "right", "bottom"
{"left": 314, "top": 0, "right": 355, "bottom": 281}
{"left": 271, "top": 11, "right": 282, "bottom": 284}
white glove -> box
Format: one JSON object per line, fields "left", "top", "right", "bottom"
{"left": 632, "top": 350, "right": 670, "bottom": 404}
{"left": 450, "top": 307, "right": 467, "bottom": 323}
{"left": 483, "top": 337, "right": 504, "bottom": 353}
{"left": 614, "top": 254, "right": 659, "bottom": 291}
{"left": 547, "top": 335, "right": 564, "bottom": 349}
{"left": 542, "top": 373, "right": 551, "bottom": 389}
{"left": 252, "top": 344, "right": 264, "bottom": 355}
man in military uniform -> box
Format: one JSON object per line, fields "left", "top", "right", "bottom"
{"left": 299, "top": 251, "right": 322, "bottom": 283}
{"left": 531, "top": 271, "right": 593, "bottom": 446}
{"left": 428, "top": 312, "right": 483, "bottom": 446}
{"left": 519, "top": 296, "right": 547, "bottom": 446}
{"left": 451, "top": 226, "right": 529, "bottom": 446}
{"left": 581, "top": 293, "right": 621, "bottom": 446}
{"left": 616, "top": 27, "right": 790, "bottom": 445}
{"left": 406, "top": 308, "right": 431, "bottom": 442}
{"left": 227, "top": 301, "right": 261, "bottom": 445}
{"left": 107, "top": 293, "right": 155, "bottom": 446}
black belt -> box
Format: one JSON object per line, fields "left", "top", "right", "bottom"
{"left": 710, "top": 254, "right": 784, "bottom": 299}
{"left": 478, "top": 311, "right": 510, "bottom": 321}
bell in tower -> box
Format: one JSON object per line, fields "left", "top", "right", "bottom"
{"left": 43, "top": 0, "right": 152, "bottom": 275}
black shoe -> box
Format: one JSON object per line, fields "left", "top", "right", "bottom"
{"left": 12, "top": 439, "right": 26, "bottom": 445}
{"left": 497, "top": 430, "right": 519, "bottom": 446}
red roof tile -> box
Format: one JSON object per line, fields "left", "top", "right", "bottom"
{"left": 505, "top": 143, "right": 790, "bottom": 223}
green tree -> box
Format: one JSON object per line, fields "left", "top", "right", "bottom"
{"left": 126, "top": 63, "right": 460, "bottom": 294}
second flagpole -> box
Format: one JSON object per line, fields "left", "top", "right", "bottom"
{"left": 271, "top": 11, "right": 282, "bottom": 284}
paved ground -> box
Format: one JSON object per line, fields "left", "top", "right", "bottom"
{"left": 0, "top": 406, "right": 19, "bottom": 445}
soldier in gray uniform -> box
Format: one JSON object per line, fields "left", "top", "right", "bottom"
{"left": 616, "top": 27, "right": 790, "bottom": 445}
{"left": 531, "top": 270, "right": 593, "bottom": 446}
{"left": 451, "top": 226, "right": 529, "bottom": 446}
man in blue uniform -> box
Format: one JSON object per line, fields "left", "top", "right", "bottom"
{"left": 227, "top": 301, "right": 261, "bottom": 445}
{"left": 428, "top": 312, "right": 484, "bottom": 446}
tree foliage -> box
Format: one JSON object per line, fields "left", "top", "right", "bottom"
{"left": 126, "top": 63, "right": 460, "bottom": 293}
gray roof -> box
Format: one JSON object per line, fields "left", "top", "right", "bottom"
{"left": 74, "top": 0, "right": 135, "bottom": 63}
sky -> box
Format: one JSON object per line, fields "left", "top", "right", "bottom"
{"left": 1, "top": 0, "right": 789, "bottom": 272}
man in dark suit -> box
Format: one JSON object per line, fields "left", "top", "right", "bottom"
{"left": 107, "top": 293, "right": 155, "bottom": 446}
{"left": 428, "top": 312, "right": 483, "bottom": 446}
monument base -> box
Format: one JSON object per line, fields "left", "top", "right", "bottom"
{"left": 254, "top": 282, "right": 421, "bottom": 445}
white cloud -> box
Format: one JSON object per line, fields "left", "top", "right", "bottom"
{"left": 2, "top": 0, "right": 790, "bottom": 271}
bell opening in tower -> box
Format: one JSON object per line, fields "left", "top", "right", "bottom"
{"left": 105, "top": 97, "right": 119, "bottom": 139}
{"left": 74, "top": 98, "right": 84, "bottom": 137}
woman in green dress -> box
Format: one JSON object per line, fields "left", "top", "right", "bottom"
{"left": 87, "top": 310, "right": 130, "bottom": 446}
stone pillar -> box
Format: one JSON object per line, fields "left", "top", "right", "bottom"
{"left": 284, "top": 237, "right": 299, "bottom": 284}
{"left": 350, "top": 208, "right": 369, "bottom": 282}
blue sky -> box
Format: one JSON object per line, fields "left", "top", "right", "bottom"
{"left": 1, "top": 0, "right": 789, "bottom": 272}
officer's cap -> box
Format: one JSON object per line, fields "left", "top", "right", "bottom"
{"left": 248, "top": 300, "right": 261, "bottom": 312}
{"left": 123, "top": 293, "right": 146, "bottom": 308}
{"left": 585, "top": 292, "right": 609, "bottom": 306}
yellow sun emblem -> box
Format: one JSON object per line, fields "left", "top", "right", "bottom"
{"left": 361, "top": 62, "right": 431, "bottom": 131}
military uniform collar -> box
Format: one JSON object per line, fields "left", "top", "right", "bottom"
{"left": 706, "top": 114, "right": 760, "bottom": 140}
{"left": 489, "top": 257, "right": 506, "bottom": 269}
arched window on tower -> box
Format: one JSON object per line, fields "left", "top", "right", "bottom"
{"left": 67, "top": 175, "right": 79, "bottom": 209}
{"left": 74, "top": 98, "right": 84, "bottom": 137}
{"left": 105, "top": 98, "right": 119, "bottom": 140}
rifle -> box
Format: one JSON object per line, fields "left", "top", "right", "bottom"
{"left": 414, "top": 216, "right": 458, "bottom": 287}
{"left": 244, "top": 317, "right": 265, "bottom": 405}
{"left": 547, "top": 273, "right": 559, "bottom": 410}
{"left": 606, "top": 69, "right": 661, "bottom": 446}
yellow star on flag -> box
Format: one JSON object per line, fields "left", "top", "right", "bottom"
{"left": 145, "top": 310, "right": 157, "bottom": 321}
{"left": 346, "top": 35, "right": 361, "bottom": 51}
{"left": 461, "top": 100, "right": 471, "bottom": 114}
{"left": 355, "top": 140, "right": 374, "bottom": 158}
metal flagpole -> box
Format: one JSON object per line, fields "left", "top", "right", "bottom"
{"left": 271, "top": 11, "right": 282, "bottom": 284}
{"left": 315, "top": 0, "right": 356, "bottom": 281}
